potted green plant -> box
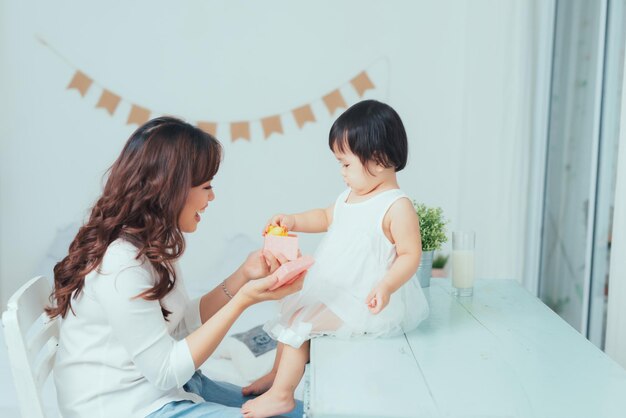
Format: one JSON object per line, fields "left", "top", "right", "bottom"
{"left": 413, "top": 202, "right": 448, "bottom": 287}
{"left": 431, "top": 253, "right": 449, "bottom": 278}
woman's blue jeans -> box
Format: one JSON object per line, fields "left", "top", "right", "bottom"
{"left": 146, "top": 370, "right": 304, "bottom": 418}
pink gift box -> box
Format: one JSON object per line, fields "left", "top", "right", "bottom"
{"left": 263, "top": 234, "right": 299, "bottom": 261}
{"left": 269, "top": 255, "right": 315, "bottom": 290}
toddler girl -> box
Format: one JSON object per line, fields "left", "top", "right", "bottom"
{"left": 242, "top": 100, "right": 429, "bottom": 418}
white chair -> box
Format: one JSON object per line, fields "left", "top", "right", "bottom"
{"left": 2, "top": 276, "right": 60, "bottom": 418}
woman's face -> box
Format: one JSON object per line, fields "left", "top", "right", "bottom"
{"left": 179, "top": 180, "right": 214, "bottom": 233}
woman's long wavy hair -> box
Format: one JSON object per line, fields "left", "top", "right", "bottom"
{"left": 46, "top": 117, "right": 222, "bottom": 319}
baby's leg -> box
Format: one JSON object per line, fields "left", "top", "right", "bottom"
{"left": 241, "top": 342, "right": 283, "bottom": 396}
{"left": 241, "top": 304, "right": 342, "bottom": 403}
{"left": 307, "top": 304, "right": 343, "bottom": 333}
{"left": 243, "top": 306, "right": 306, "bottom": 396}
{"left": 241, "top": 341, "right": 309, "bottom": 418}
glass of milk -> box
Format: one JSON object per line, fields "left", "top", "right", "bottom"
{"left": 451, "top": 231, "right": 475, "bottom": 296}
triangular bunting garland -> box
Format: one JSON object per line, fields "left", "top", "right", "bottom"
{"left": 51, "top": 36, "right": 383, "bottom": 142}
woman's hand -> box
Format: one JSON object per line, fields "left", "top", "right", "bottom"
{"left": 235, "top": 271, "right": 306, "bottom": 308}
{"left": 240, "top": 250, "right": 287, "bottom": 281}
{"left": 366, "top": 282, "right": 392, "bottom": 314}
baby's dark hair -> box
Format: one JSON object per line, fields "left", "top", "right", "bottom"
{"left": 328, "top": 100, "right": 408, "bottom": 172}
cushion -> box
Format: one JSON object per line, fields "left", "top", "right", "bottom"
{"left": 214, "top": 325, "right": 277, "bottom": 382}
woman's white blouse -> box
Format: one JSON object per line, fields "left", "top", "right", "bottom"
{"left": 54, "top": 239, "right": 203, "bottom": 418}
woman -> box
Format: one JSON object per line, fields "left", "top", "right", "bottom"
{"left": 46, "top": 117, "right": 304, "bottom": 417}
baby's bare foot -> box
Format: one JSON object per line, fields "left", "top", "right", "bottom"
{"left": 242, "top": 371, "right": 276, "bottom": 396}
{"left": 241, "top": 389, "right": 295, "bottom": 418}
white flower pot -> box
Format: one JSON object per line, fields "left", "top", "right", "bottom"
{"left": 415, "top": 250, "right": 434, "bottom": 288}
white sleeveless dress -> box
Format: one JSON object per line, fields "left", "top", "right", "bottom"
{"left": 264, "top": 188, "right": 430, "bottom": 348}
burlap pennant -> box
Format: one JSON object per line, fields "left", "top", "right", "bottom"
{"left": 261, "top": 115, "right": 283, "bottom": 139}
{"left": 127, "top": 105, "right": 150, "bottom": 125}
{"left": 323, "top": 90, "right": 347, "bottom": 115}
{"left": 67, "top": 71, "right": 92, "bottom": 97}
{"left": 292, "top": 105, "right": 315, "bottom": 128}
{"left": 197, "top": 122, "right": 217, "bottom": 136}
{"left": 96, "top": 89, "right": 121, "bottom": 115}
{"left": 350, "top": 71, "right": 375, "bottom": 97}
{"left": 231, "top": 121, "right": 250, "bottom": 141}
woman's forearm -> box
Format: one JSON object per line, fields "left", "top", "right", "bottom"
{"left": 186, "top": 271, "right": 303, "bottom": 370}
{"left": 186, "top": 295, "right": 249, "bottom": 369}
{"left": 198, "top": 266, "right": 248, "bottom": 323}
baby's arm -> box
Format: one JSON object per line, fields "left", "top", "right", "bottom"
{"left": 367, "top": 198, "right": 422, "bottom": 313}
{"left": 270, "top": 205, "right": 334, "bottom": 233}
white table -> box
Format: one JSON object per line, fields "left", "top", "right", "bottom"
{"left": 304, "top": 279, "right": 626, "bottom": 418}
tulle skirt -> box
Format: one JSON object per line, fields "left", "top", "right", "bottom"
{"left": 263, "top": 273, "right": 429, "bottom": 348}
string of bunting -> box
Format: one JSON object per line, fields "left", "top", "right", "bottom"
{"left": 67, "top": 69, "right": 375, "bottom": 142}
{"left": 46, "top": 38, "right": 377, "bottom": 142}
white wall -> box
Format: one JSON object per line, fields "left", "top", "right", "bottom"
{"left": 0, "top": 0, "right": 543, "bottom": 306}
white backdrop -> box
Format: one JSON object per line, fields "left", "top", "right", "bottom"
{"left": 0, "top": 0, "right": 544, "bottom": 307}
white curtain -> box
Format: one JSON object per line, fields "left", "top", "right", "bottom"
{"left": 456, "top": 0, "right": 551, "bottom": 283}
{"left": 606, "top": 61, "right": 626, "bottom": 369}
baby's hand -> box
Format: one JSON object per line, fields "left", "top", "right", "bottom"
{"left": 366, "top": 282, "right": 391, "bottom": 314}
{"left": 266, "top": 214, "right": 295, "bottom": 232}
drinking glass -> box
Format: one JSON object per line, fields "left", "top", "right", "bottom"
{"left": 451, "top": 231, "right": 475, "bottom": 296}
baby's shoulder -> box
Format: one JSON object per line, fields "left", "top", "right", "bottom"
{"left": 334, "top": 188, "right": 351, "bottom": 203}
{"left": 387, "top": 195, "right": 416, "bottom": 217}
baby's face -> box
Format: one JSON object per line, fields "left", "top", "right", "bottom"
{"left": 333, "top": 149, "right": 380, "bottom": 194}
